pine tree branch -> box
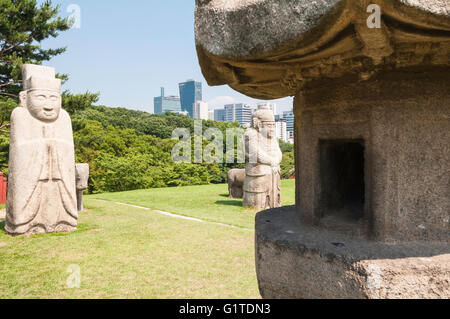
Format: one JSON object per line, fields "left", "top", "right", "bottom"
{"left": 0, "top": 123, "right": 10, "bottom": 129}
{"left": 0, "top": 43, "right": 18, "bottom": 55}
{"left": 0, "top": 92, "right": 18, "bottom": 98}
{"left": 0, "top": 123, "right": 10, "bottom": 133}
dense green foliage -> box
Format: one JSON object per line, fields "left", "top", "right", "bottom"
{"left": 69, "top": 105, "right": 296, "bottom": 194}
{"left": 72, "top": 106, "right": 249, "bottom": 193}
{"left": 0, "top": 99, "right": 295, "bottom": 193}
{"left": 62, "top": 90, "right": 100, "bottom": 116}
{"left": 279, "top": 140, "right": 295, "bottom": 179}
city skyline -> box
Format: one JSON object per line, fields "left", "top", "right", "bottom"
{"left": 154, "top": 82, "right": 292, "bottom": 116}
{"left": 37, "top": 0, "right": 294, "bottom": 114}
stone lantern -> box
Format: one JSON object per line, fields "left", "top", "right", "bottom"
{"left": 195, "top": 0, "right": 449, "bottom": 298}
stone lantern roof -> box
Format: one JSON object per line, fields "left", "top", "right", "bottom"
{"left": 195, "top": 0, "right": 450, "bottom": 99}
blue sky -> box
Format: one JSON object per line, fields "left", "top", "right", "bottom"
{"left": 39, "top": 0, "right": 293, "bottom": 114}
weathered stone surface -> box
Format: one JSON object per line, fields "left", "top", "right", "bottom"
{"left": 256, "top": 207, "right": 450, "bottom": 299}
{"left": 195, "top": 0, "right": 450, "bottom": 99}
{"left": 196, "top": 0, "right": 341, "bottom": 58}
{"left": 227, "top": 168, "right": 245, "bottom": 199}
{"left": 196, "top": 0, "right": 449, "bottom": 58}
{"left": 6, "top": 64, "right": 78, "bottom": 235}
{"left": 75, "top": 163, "right": 89, "bottom": 212}
{"left": 243, "top": 106, "right": 282, "bottom": 210}
{"left": 296, "top": 68, "right": 450, "bottom": 242}
{"left": 400, "top": 0, "right": 450, "bottom": 15}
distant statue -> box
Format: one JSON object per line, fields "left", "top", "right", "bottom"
{"left": 227, "top": 168, "right": 245, "bottom": 199}
{"left": 6, "top": 64, "right": 78, "bottom": 235}
{"left": 75, "top": 164, "right": 90, "bottom": 212}
{"left": 243, "top": 106, "right": 282, "bottom": 210}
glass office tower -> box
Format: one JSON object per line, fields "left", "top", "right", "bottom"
{"left": 283, "top": 110, "right": 295, "bottom": 139}
{"left": 154, "top": 87, "right": 181, "bottom": 114}
{"left": 214, "top": 109, "right": 226, "bottom": 122}
{"left": 179, "top": 80, "right": 202, "bottom": 118}
{"left": 224, "top": 103, "right": 253, "bottom": 126}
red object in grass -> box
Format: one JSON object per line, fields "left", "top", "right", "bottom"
{"left": 0, "top": 172, "right": 6, "bottom": 204}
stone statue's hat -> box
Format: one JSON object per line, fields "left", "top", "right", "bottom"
{"left": 22, "top": 64, "right": 61, "bottom": 92}
{"left": 254, "top": 105, "right": 275, "bottom": 122}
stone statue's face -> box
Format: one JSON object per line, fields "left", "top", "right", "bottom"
{"left": 75, "top": 165, "right": 89, "bottom": 190}
{"left": 26, "top": 89, "right": 61, "bottom": 122}
{"left": 75, "top": 173, "right": 89, "bottom": 191}
{"left": 259, "top": 121, "right": 276, "bottom": 139}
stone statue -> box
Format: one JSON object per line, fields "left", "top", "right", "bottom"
{"left": 6, "top": 64, "right": 78, "bottom": 235}
{"left": 75, "top": 163, "right": 89, "bottom": 212}
{"left": 243, "top": 106, "right": 282, "bottom": 210}
{"left": 227, "top": 168, "right": 245, "bottom": 199}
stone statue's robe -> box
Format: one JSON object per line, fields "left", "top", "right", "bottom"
{"left": 243, "top": 128, "right": 282, "bottom": 210}
{"left": 6, "top": 107, "right": 78, "bottom": 235}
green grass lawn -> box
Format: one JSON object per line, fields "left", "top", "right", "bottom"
{"left": 90, "top": 180, "right": 296, "bottom": 229}
{"left": 0, "top": 180, "right": 295, "bottom": 299}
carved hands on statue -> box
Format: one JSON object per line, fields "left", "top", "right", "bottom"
{"left": 257, "top": 151, "right": 275, "bottom": 166}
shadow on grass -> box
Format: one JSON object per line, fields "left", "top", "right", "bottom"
{"left": 0, "top": 221, "right": 99, "bottom": 238}
{"left": 215, "top": 200, "right": 243, "bottom": 207}
{"left": 219, "top": 193, "right": 231, "bottom": 198}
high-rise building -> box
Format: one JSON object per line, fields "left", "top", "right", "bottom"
{"left": 214, "top": 108, "right": 226, "bottom": 122}
{"left": 224, "top": 103, "right": 253, "bottom": 126}
{"left": 193, "top": 100, "right": 209, "bottom": 120}
{"left": 154, "top": 87, "right": 181, "bottom": 114}
{"left": 283, "top": 110, "right": 294, "bottom": 139}
{"left": 179, "top": 79, "right": 202, "bottom": 118}
{"left": 257, "top": 102, "right": 277, "bottom": 116}
{"left": 208, "top": 110, "right": 214, "bottom": 121}
{"left": 276, "top": 120, "right": 288, "bottom": 143}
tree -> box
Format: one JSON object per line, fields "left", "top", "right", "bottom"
{"left": 280, "top": 151, "right": 295, "bottom": 179}
{"left": 0, "top": 0, "right": 71, "bottom": 131}
{"left": 62, "top": 90, "right": 100, "bottom": 116}
{"left": 279, "top": 140, "right": 294, "bottom": 153}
